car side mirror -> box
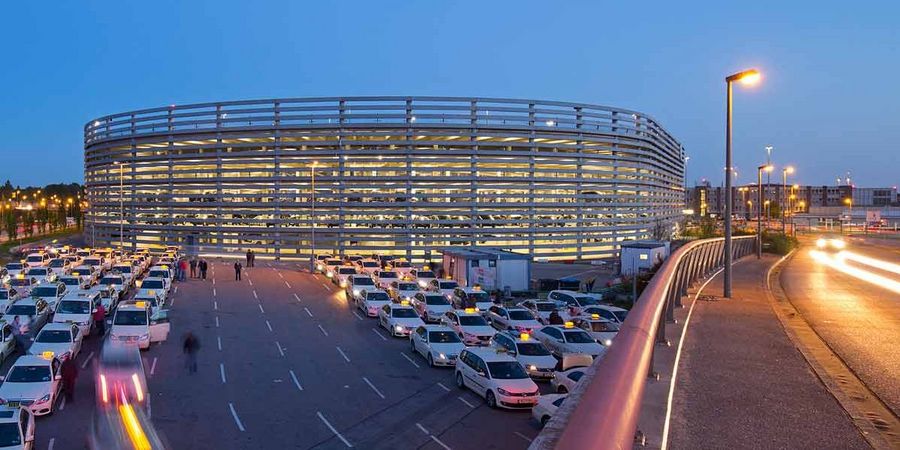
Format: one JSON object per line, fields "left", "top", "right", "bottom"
{"left": 557, "top": 338, "right": 565, "bottom": 343}
{"left": 0, "top": 375, "right": 4, "bottom": 381}
{"left": 54, "top": 374, "right": 62, "bottom": 381}
{"left": 92, "top": 309, "right": 98, "bottom": 314}
{"left": 476, "top": 371, "right": 487, "bottom": 378}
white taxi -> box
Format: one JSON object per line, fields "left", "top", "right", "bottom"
{"left": 23, "top": 268, "right": 56, "bottom": 284}
{"left": 57, "top": 275, "right": 89, "bottom": 291}
{"left": 109, "top": 301, "right": 170, "bottom": 350}
{"left": 571, "top": 315, "right": 619, "bottom": 347}
{"left": 532, "top": 394, "right": 567, "bottom": 427}
{"left": 0, "top": 324, "right": 15, "bottom": 366}
{"left": 429, "top": 279, "right": 459, "bottom": 300}
{"left": 4, "top": 263, "right": 25, "bottom": 280}
{"left": 533, "top": 323, "right": 606, "bottom": 359}
{"left": 389, "top": 259, "right": 413, "bottom": 279}
{"left": 410, "top": 325, "right": 465, "bottom": 367}
{"left": 490, "top": 332, "right": 557, "bottom": 380}
{"left": 451, "top": 286, "right": 493, "bottom": 311}
{"left": 373, "top": 270, "right": 399, "bottom": 290}
{"left": 355, "top": 289, "right": 392, "bottom": 318}
{"left": 0, "top": 288, "right": 23, "bottom": 310}
{"left": 28, "top": 323, "right": 83, "bottom": 361}
{"left": 70, "top": 265, "right": 100, "bottom": 286}
{"left": 110, "top": 264, "right": 137, "bottom": 287}
{"left": 455, "top": 347, "right": 540, "bottom": 409}
{"left": 411, "top": 292, "right": 453, "bottom": 323}
{"left": 333, "top": 266, "right": 358, "bottom": 288}
{"left": 23, "top": 254, "right": 49, "bottom": 269}
{"left": 0, "top": 405, "right": 35, "bottom": 449}
{"left": 135, "top": 277, "right": 168, "bottom": 301}
{"left": 46, "top": 258, "right": 71, "bottom": 277}
{"left": 98, "top": 275, "right": 127, "bottom": 301}
{"left": 377, "top": 302, "right": 425, "bottom": 337}
{"left": 388, "top": 281, "right": 420, "bottom": 303}
{"left": 27, "top": 283, "right": 66, "bottom": 311}
{"left": 346, "top": 275, "right": 376, "bottom": 300}
{"left": 441, "top": 309, "right": 496, "bottom": 346}
{"left": 4, "top": 299, "right": 51, "bottom": 336}
{"left": 145, "top": 267, "right": 172, "bottom": 291}
{"left": 581, "top": 305, "right": 629, "bottom": 325}
{"left": 87, "top": 285, "right": 119, "bottom": 314}
{"left": 323, "top": 259, "right": 344, "bottom": 280}
{"left": 410, "top": 268, "right": 437, "bottom": 290}
{"left": 356, "top": 258, "right": 381, "bottom": 276}
{"left": 0, "top": 353, "right": 63, "bottom": 416}
{"left": 485, "top": 306, "right": 542, "bottom": 334}
{"left": 53, "top": 291, "right": 100, "bottom": 336}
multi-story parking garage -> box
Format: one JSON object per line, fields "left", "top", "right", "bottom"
{"left": 84, "top": 96, "right": 684, "bottom": 261}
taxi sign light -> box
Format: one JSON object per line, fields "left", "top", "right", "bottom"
{"left": 134, "top": 301, "right": 147, "bottom": 308}
{"left": 41, "top": 351, "right": 55, "bottom": 360}
{"left": 400, "top": 300, "right": 410, "bottom": 306}
{"left": 564, "top": 321, "right": 574, "bottom": 329}
{"left": 519, "top": 333, "right": 530, "bottom": 341}
{"left": 464, "top": 307, "right": 478, "bottom": 314}
{"left": 591, "top": 313, "right": 600, "bottom": 320}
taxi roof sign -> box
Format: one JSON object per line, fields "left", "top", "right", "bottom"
{"left": 591, "top": 313, "right": 600, "bottom": 320}
{"left": 464, "top": 307, "right": 478, "bottom": 314}
{"left": 399, "top": 300, "right": 410, "bottom": 306}
{"left": 134, "top": 301, "right": 147, "bottom": 308}
{"left": 563, "top": 321, "right": 574, "bottom": 329}
{"left": 41, "top": 351, "right": 55, "bottom": 360}
{"left": 519, "top": 333, "right": 530, "bottom": 341}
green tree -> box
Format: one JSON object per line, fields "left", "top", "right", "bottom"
{"left": 4, "top": 209, "right": 17, "bottom": 241}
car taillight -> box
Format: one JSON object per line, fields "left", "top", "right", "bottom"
{"left": 100, "top": 374, "right": 109, "bottom": 403}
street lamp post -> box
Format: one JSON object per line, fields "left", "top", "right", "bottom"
{"left": 781, "top": 166, "right": 794, "bottom": 234}
{"left": 757, "top": 164, "right": 774, "bottom": 258}
{"left": 724, "top": 68, "right": 761, "bottom": 297}
{"left": 844, "top": 197, "right": 853, "bottom": 234}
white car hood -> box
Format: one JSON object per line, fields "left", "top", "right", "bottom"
{"left": 460, "top": 325, "right": 495, "bottom": 337}
{"left": 426, "top": 304, "right": 452, "bottom": 315}
{"left": 392, "top": 317, "right": 424, "bottom": 328}
{"left": 429, "top": 342, "right": 465, "bottom": 355}
{"left": 29, "top": 342, "right": 73, "bottom": 358}
{"left": 565, "top": 342, "right": 606, "bottom": 356}
{"left": 364, "top": 300, "right": 390, "bottom": 309}
{"left": 493, "top": 377, "right": 538, "bottom": 394}
{"left": 0, "top": 381, "right": 51, "bottom": 401}
{"left": 509, "top": 320, "right": 542, "bottom": 329}
{"left": 517, "top": 354, "right": 557, "bottom": 369}
{"left": 54, "top": 313, "right": 91, "bottom": 324}
{"left": 475, "top": 301, "right": 494, "bottom": 310}
{"left": 111, "top": 325, "right": 147, "bottom": 337}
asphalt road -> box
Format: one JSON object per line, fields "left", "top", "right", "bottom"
{"left": 10, "top": 260, "right": 545, "bottom": 450}
{"left": 780, "top": 236, "right": 900, "bottom": 417}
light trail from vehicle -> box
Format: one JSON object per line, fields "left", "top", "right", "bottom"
{"left": 810, "top": 250, "right": 900, "bottom": 295}
{"left": 836, "top": 251, "right": 900, "bottom": 276}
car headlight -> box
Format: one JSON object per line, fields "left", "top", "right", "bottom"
{"left": 353, "top": 289, "right": 361, "bottom": 296}
{"left": 326, "top": 272, "right": 334, "bottom": 278}
{"left": 316, "top": 264, "right": 324, "bottom": 271}
{"left": 418, "top": 280, "right": 427, "bottom": 287}
{"left": 38, "top": 393, "right": 52, "bottom": 403}
{"left": 340, "top": 281, "right": 347, "bottom": 287}
{"left": 527, "top": 364, "right": 537, "bottom": 371}
{"left": 139, "top": 334, "right": 150, "bottom": 341}
{"left": 603, "top": 339, "right": 613, "bottom": 347}
{"left": 830, "top": 239, "right": 846, "bottom": 249}
{"left": 816, "top": 238, "right": 827, "bottom": 248}
{"left": 437, "top": 353, "right": 447, "bottom": 360}
{"left": 496, "top": 388, "right": 511, "bottom": 396}
{"left": 394, "top": 325, "right": 404, "bottom": 332}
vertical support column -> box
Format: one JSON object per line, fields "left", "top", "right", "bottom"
{"left": 273, "top": 100, "right": 282, "bottom": 260}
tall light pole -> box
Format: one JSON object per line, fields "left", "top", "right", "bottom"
{"left": 844, "top": 197, "right": 853, "bottom": 234}
{"left": 781, "top": 166, "right": 794, "bottom": 234}
{"left": 765, "top": 145, "right": 773, "bottom": 205}
{"left": 724, "top": 68, "right": 761, "bottom": 297}
{"left": 309, "top": 161, "right": 318, "bottom": 272}
{"left": 113, "top": 161, "right": 124, "bottom": 251}
{"left": 757, "top": 164, "right": 774, "bottom": 258}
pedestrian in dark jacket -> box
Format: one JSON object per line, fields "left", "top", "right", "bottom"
{"left": 548, "top": 310, "right": 564, "bottom": 325}
{"left": 190, "top": 258, "right": 197, "bottom": 278}
{"left": 249, "top": 250, "right": 255, "bottom": 267}
{"left": 246, "top": 250, "right": 252, "bottom": 267}
{"left": 200, "top": 260, "right": 208, "bottom": 279}
{"left": 234, "top": 261, "right": 242, "bottom": 281}
{"left": 61, "top": 357, "right": 79, "bottom": 402}
{"left": 183, "top": 332, "right": 200, "bottom": 374}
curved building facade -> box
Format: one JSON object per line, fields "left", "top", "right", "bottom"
{"left": 84, "top": 96, "right": 684, "bottom": 261}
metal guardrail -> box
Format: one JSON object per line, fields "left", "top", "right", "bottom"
{"left": 533, "top": 235, "right": 756, "bottom": 449}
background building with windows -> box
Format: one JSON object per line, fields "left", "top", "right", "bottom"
{"left": 84, "top": 96, "right": 685, "bottom": 261}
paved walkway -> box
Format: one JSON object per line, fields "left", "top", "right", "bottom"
{"left": 668, "top": 256, "right": 869, "bottom": 449}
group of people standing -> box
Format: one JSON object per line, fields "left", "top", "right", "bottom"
{"left": 233, "top": 249, "right": 257, "bottom": 281}
{"left": 183, "top": 258, "right": 209, "bottom": 279}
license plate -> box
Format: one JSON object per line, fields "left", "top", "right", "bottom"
{"left": 7, "top": 402, "right": 19, "bottom": 407}
{"left": 518, "top": 398, "right": 535, "bottom": 404}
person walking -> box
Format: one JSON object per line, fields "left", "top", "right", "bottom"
{"left": 183, "top": 332, "right": 200, "bottom": 374}
{"left": 249, "top": 250, "right": 255, "bottom": 268}
{"left": 586, "top": 277, "right": 596, "bottom": 293}
{"left": 200, "top": 259, "right": 208, "bottom": 280}
{"left": 173, "top": 258, "right": 182, "bottom": 282}
{"left": 179, "top": 258, "right": 188, "bottom": 281}
{"left": 190, "top": 258, "right": 197, "bottom": 278}
{"left": 234, "top": 261, "right": 242, "bottom": 281}
{"left": 60, "top": 356, "right": 79, "bottom": 402}
{"left": 93, "top": 303, "right": 106, "bottom": 336}
{"left": 548, "top": 310, "right": 564, "bottom": 325}
{"left": 246, "top": 250, "right": 252, "bottom": 268}
{"left": 10, "top": 317, "right": 24, "bottom": 353}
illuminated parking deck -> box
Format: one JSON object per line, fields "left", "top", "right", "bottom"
{"left": 84, "top": 96, "right": 684, "bottom": 261}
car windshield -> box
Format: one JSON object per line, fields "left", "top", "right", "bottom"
{"left": 367, "top": 292, "right": 390, "bottom": 302}
{"left": 394, "top": 261, "right": 410, "bottom": 267}
{"left": 338, "top": 268, "right": 356, "bottom": 274}
{"left": 7, "top": 365, "right": 51, "bottom": 382}
{"left": 363, "top": 262, "right": 379, "bottom": 268}
{"left": 141, "top": 280, "right": 164, "bottom": 289}
{"left": 459, "top": 315, "right": 488, "bottom": 326}
{"left": 100, "top": 278, "right": 121, "bottom": 285}
{"left": 468, "top": 292, "right": 490, "bottom": 302}
{"left": 563, "top": 331, "right": 596, "bottom": 343}
{"left": 32, "top": 286, "right": 59, "bottom": 297}
{"left": 8, "top": 279, "right": 30, "bottom": 287}
{"left": 6, "top": 305, "right": 36, "bottom": 316}
{"left": 508, "top": 310, "right": 535, "bottom": 321}
{"left": 60, "top": 278, "right": 79, "bottom": 286}
{"left": 0, "top": 423, "right": 21, "bottom": 446}
{"left": 398, "top": 283, "right": 418, "bottom": 290}
{"left": 116, "top": 266, "right": 133, "bottom": 273}
{"left": 487, "top": 361, "right": 530, "bottom": 379}
{"left": 149, "top": 271, "right": 168, "bottom": 278}
{"left": 429, "top": 331, "right": 461, "bottom": 343}
{"left": 49, "top": 259, "right": 65, "bottom": 267}
{"left": 27, "top": 269, "right": 48, "bottom": 275}
{"left": 378, "top": 272, "right": 398, "bottom": 279}
{"left": 6, "top": 263, "right": 23, "bottom": 270}
{"left": 516, "top": 342, "right": 551, "bottom": 356}
{"left": 36, "top": 330, "right": 72, "bottom": 343}
{"left": 590, "top": 321, "right": 618, "bottom": 332}
{"left": 84, "top": 259, "right": 101, "bottom": 265}
{"left": 416, "top": 271, "right": 435, "bottom": 278}
{"left": 439, "top": 281, "right": 458, "bottom": 290}
{"left": 0, "top": 291, "right": 8, "bottom": 300}
{"left": 613, "top": 310, "right": 628, "bottom": 322}
{"left": 392, "top": 308, "right": 419, "bottom": 318}
{"left": 326, "top": 260, "right": 342, "bottom": 266}
{"left": 576, "top": 296, "right": 599, "bottom": 306}
{"left": 57, "top": 301, "right": 91, "bottom": 314}
{"left": 425, "top": 295, "right": 449, "bottom": 306}
{"left": 26, "top": 256, "right": 44, "bottom": 263}
{"left": 114, "top": 310, "right": 147, "bottom": 326}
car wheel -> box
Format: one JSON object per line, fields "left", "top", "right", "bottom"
{"left": 557, "top": 386, "right": 568, "bottom": 394}
{"left": 455, "top": 372, "right": 464, "bottom": 388}
{"left": 540, "top": 415, "right": 550, "bottom": 427}
{"left": 486, "top": 390, "right": 497, "bottom": 409}
{"left": 427, "top": 353, "right": 434, "bottom": 367}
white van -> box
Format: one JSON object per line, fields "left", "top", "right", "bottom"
{"left": 109, "top": 301, "right": 170, "bottom": 350}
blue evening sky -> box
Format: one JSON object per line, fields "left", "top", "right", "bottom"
{"left": 1, "top": 1, "right": 897, "bottom": 188}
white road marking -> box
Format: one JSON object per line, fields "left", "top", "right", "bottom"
{"left": 59, "top": 396, "right": 66, "bottom": 411}
{"left": 437, "top": 382, "right": 451, "bottom": 392}
{"left": 400, "top": 352, "right": 421, "bottom": 369}
{"left": 321, "top": 283, "right": 331, "bottom": 291}
{"left": 212, "top": 278, "right": 216, "bottom": 285}
{"left": 150, "top": 357, "right": 158, "bottom": 375}
{"left": 275, "top": 341, "right": 285, "bottom": 357}
{"left": 174, "top": 286, "right": 179, "bottom": 294}
{"left": 252, "top": 290, "right": 258, "bottom": 299}
{"left": 265, "top": 320, "right": 273, "bottom": 332}
{"left": 48, "top": 438, "right": 55, "bottom": 450}
{"left": 362, "top": 376, "right": 386, "bottom": 399}
{"left": 248, "top": 279, "right": 253, "bottom": 286}
{"left": 278, "top": 272, "right": 284, "bottom": 279}
{"left": 213, "top": 288, "right": 217, "bottom": 297}
{"left": 430, "top": 435, "right": 451, "bottom": 450}
{"left": 352, "top": 311, "right": 364, "bottom": 321}
{"left": 513, "top": 431, "right": 533, "bottom": 443}
{"left": 318, "top": 324, "right": 329, "bottom": 336}
{"left": 316, "top": 411, "right": 353, "bottom": 448}
{"left": 219, "top": 363, "right": 227, "bottom": 384}
{"left": 80, "top": 351, "right": 95, "bottom": 369}
{"left": 371, "top": 328, "right": 387, "bottom": 341}
{"left": 293, "top": 293, "right": 301, "bottom": 302}
{"left": 289, "top": 369, "right": 303, "bottom": 391}
{"left": 258, "top": 304, "right": 265, "bottom": 314}
{"left": 457, "top": 396, "right": 476, "bottom": 408}
{"left": 304, "top": 307, "right": 313, "bottom": 317}
{"left": 416, "top": 423, "right": 429, "bottom": 435}
{"left": 229, "top": 403, "right": 246, "bottom": 432}
{"left": 215, "top": 316, "right": 220, "bottom": 328}
{"left": 336, "top": 346, "right": 351, "bottom": 363}
{"left": 217, "top": 336, "right": 223, "bottom": 351}
{"left": 214, "top": 301, "right": 218, "bottom": 310}
{"left": 285, "top": 281, "right": 292, "bottom": 289}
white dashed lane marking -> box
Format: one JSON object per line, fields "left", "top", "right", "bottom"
{"left": 258, "top": 304, "right": 265, "bottom": 314}
{"left": 400, "top": 352, "right": 420, "bottom": 369}
{"left": 352, "top": 311, "right": 364, "bottom": 321}
{"left": 289, "top": 369, "right": 303, "bottom": 391}
{"left": 229, "top": 403, "right": 246, "bottom": 432}
{"left": 275, "top": 341, "right": 285, "bottom": 357}
{"left": 457, "top": 396, "right": 476, "bottom": 408}
{"left": 336, "top": 347, "right": 351, "bottom": 363}
{"left": 217, "top": 336, "right": 222, "bottom": 351}
{"left": 371, "top": 328, "right": 387, "bottom": 341}
{"left": 316, "top": 411, "right": 353, "bottom": 448}
{"left": 265, "top": 320, "right": 273, "bottom": 332}
{"left": 304, "top": 307, "right": 313, "bottom": 317}
{"left": 362, "top": 377, "right": 386, "bottom": 399}
{"left": 437, "top": 382, "right": 451, "bottom": 392}
{"left": 220, "top": 363, "right": 227, "bottom": 383}
{"left": 317, "top": 324, "right": 329, "bottom": 336}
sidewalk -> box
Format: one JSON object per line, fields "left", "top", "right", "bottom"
{"left": 667, "top": 256, "right": 868, "bottom": 449}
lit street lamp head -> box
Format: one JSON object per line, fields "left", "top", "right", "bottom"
{"left": 726, "top": 69, "right": 761, "bottom": 85}
{"left": 784, "top": 166, "right": 795, "bottom": 174}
